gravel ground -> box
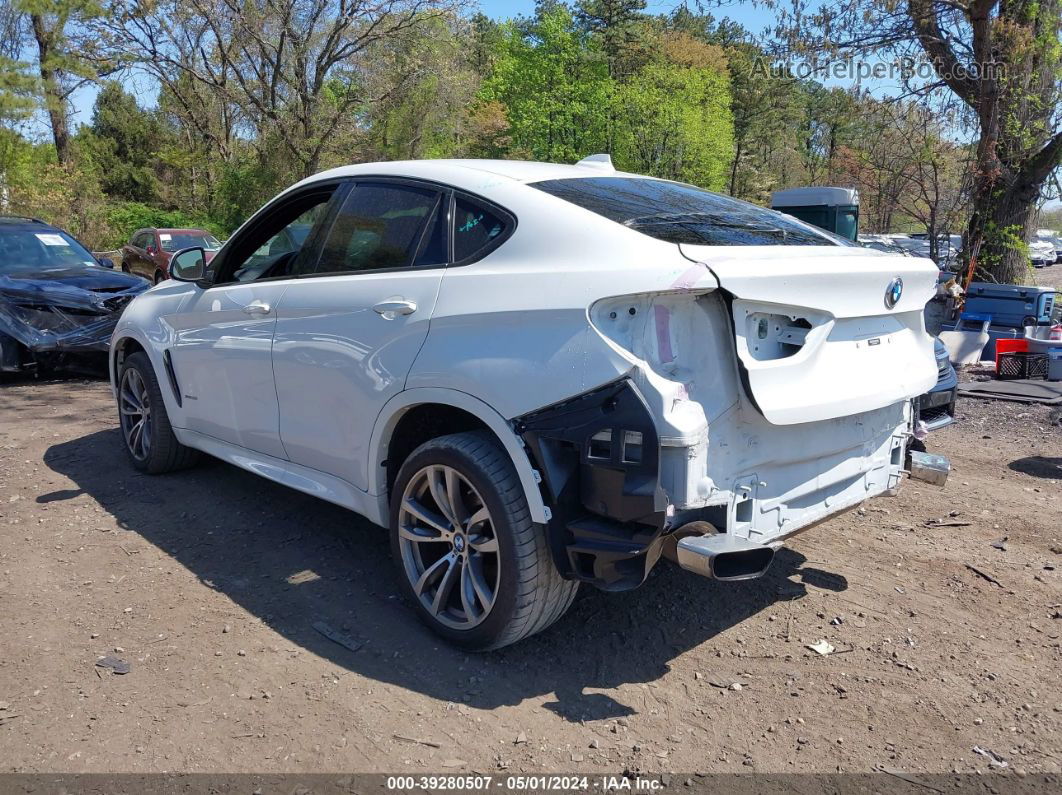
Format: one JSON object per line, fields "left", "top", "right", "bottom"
{"left": 0, "top": 375, "right": 1059, "bottom": 776}
{"left": 1030, "top": 264, "right": 1062, "bottom": 292}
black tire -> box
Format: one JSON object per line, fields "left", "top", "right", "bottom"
{"left": 117, "top": 351, "right": 198, "bottom": 474}
{"left": 120, "top": 261, "right": 130, "bottom": 273}
{"left": 389, "top": 431, "right": 577, "bottom": 651}
{"left": 154, "top": 270, "right": 165, "bottom": 284}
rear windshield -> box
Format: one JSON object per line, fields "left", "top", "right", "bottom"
{"left": 531, "top": 177, "right": 852, "bottom": 246}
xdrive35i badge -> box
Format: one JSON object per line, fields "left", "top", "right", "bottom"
{"left": 884, "top": 276, "right": 903, "bottom": 309}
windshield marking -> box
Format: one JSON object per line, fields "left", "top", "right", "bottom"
{"left": 35, "top": 234, "right": 70, "bottom": 246}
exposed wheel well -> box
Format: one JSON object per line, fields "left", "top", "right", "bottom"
{"left": 384, "top": 404, "right": 496, "bottom": 496}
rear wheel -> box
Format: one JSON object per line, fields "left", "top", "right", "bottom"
{"left": 118, "top": 351, "right": 198, "bottom": 473}
{"left": 390, "top": 431, "right": 577, "bottom": 650}
{"left": 120, "top": 261, "right": 131, "bottom": 273}
{"left": 153, "top": 270, "right": 165, "bottom": 284}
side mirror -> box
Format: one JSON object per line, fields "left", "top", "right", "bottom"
{"left": 97, "top": 257, "right": 115, "bottom": 269}
{"left": 170, "top": 247, "right": 207, "bottom": 283}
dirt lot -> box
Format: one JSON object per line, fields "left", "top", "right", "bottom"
{"left": 0, "top": 373, "right": 1059, "bottom": 776}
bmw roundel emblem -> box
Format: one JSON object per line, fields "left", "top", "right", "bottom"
{"left": 885, "top": 277, "right": 903, "bottom": 309}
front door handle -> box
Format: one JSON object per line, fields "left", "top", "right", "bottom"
{"left": 373, "top": 299, "right": 417, "bottom": 318}
{"left": 242, "top": 300, "right": 271, "bottom": 315}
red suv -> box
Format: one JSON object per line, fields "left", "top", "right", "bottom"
{"left": 120, "top": 228, "right": 222, "bottom": 284}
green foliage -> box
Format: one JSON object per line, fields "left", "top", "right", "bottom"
{"left": 978, "top": 220, "right": 1031, "bottom": 273}
{"left": 611, "top": 40, "right": 733, "bottom": 188}
{"left": 365, "top": 13, "right": 480, "bottom": 160}
{"left": 482, "top": 7, "right": 612, "bottom": 162}
{"left": 0, "top": 55, "right": 37, "bottom": 126}
{"left": 78, "top": 81, "right": 165, "bottom": 202}
{"left": 208, "top": 153, "right": 284, "bottom": 235}
{"left": 575, "top": 0, "right": 648, "bottom": 77}
{"left": 3, "top": 140, "right": 112, "bottom": 247}
{"left": 480, "top": 5, "right": 734, "bottom": 185}
{"left": 104, "top": 201, "right": 223, "bottom": 248}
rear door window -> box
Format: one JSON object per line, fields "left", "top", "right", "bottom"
{"left": 531, "top": 177, "right": 851, "bottom": 247}
{"left": 316, "top": 182, "right": 443, "bottom": 274}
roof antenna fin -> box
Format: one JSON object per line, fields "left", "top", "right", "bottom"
{"left": 575, "top": 154, "right": 614, "bottom": 171}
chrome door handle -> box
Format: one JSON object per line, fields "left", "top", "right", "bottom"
{"left": 373, "top": 299, "right": 417, "bottom": 318}
{"left": 242, "top": 300, "right": 271, "bottom": 315}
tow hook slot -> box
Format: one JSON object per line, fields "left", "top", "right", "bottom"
{"left": 675, "top": 527, "right": 776, "bottom": 581}
{"left": 906, "top": 451, "right": 950, "bottom": 487}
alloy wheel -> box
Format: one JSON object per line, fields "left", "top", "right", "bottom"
{"left": 119, "top": 368, "right": 152, "bottom": 461}
{"left": 397, "top": 464, "right": 501, "bottom": 630}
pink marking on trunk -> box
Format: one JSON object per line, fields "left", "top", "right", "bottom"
{"left": 654, "top": 304, "right": 675, "bottom": 363}
{"left": 670, "top": 263, "right": 708, "bottom": 291}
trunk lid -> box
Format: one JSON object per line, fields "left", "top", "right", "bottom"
{"left": 679, "top": 244, "right": 939, "bottom": 425}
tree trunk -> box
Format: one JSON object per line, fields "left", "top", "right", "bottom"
{"left": 967, "top": 172, "right": 1037, "bottom": 284}
{"left": 728, "top": 138, "right": 743, "bottom": 196}
{"left": 927, "top": 206, "right": 938, "bottom": 263}
{"left": 30, "top": 14, "right": 72, "bottom": 165}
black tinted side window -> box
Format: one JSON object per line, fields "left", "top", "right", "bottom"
{"left": 453, "top": 195, "right": 508, "bottom": 262}
{"left": 215, "top": 188, "right": 336, "bottom": 284}
{"left": 317, "top": 183, "right": 441, "bottom": 274}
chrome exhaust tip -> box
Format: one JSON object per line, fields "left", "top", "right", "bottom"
{"left": 675, "top": 530, "right": 776, "bottom": 581}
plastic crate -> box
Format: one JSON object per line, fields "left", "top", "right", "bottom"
{"left": 994, "top": 338, "right": 1029, "bottom": 373}
{"left": 997, "top": 352, "right": 1048, "bottom": 380}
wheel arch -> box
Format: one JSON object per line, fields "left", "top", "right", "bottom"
{"left": 110, "top": 329, "right": 180, "bottom": 418}
{"left": 369, "top": 388, "right": 549, "bottom": 524}
{"left": 110, "top": 332, "right": 148, "bottom": 390}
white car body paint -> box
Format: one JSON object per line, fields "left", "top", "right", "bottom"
{"left": 111, "top": 158, "right": 941, "bottom": 556}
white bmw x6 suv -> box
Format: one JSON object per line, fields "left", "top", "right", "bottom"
{"left": 110, "top": 156, "right": 941, "bottom": 650}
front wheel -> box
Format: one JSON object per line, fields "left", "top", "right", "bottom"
{"left": 390, "top": 431, "right": 577, "bottom": 650}
{"left": 117, "top": 351, "right": 198, "bottom": 474}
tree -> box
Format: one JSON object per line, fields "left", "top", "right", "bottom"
{"left": 663, "top": 9, "right": 811, "bottom": 201}
{"left": 365, "top": 13, "right": 481, "bottom": 160}
{"left": 0, "top": 4, "right": 36, "bottom": 132}
{"left": 575, "top": 0, "right": 647, "bottom": 78}
{"left": 99, "top": 0, "right": 461, "bottom": 180}
{"left": 14, "top": 0, "right": 108, "bottom": 164}
{"left": 775, "top": 0, "right": 1062, "bottom": 283}
{"left": 611, "top": 31, "right": 733, "bottom": 188}
{"left": 798, "top": 86, "right": 858, "bottom": 185}
{"left": 481, "top": 6, "right": 611, "bottom": 162}
{"left": 78, "top": 81, "right": 166, "bottom": 201}
{"left": 832, "top": 98, "right": 971, "bottom": 254}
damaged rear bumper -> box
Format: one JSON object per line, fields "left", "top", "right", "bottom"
{"left": 515, "top": 377, "right": 949, "bottom": 591}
